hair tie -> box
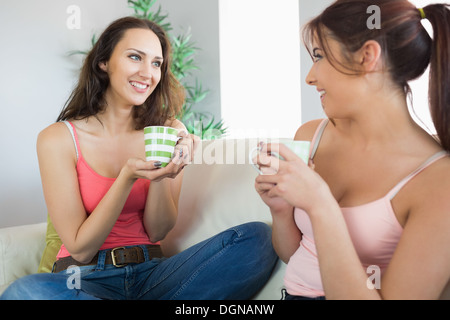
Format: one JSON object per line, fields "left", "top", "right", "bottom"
{"left": 418, "top": 8, "right": 426, "bottom": 20}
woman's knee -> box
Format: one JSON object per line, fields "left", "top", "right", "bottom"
{"left": 0, "top": 272, "right": 88, "bottom": 300}
{"left": 230, "top": 222, "right": 277, "bottom": 261}
{"left": 233, "top": 222, "right": 273, "bottom": 246}
{"left": 1, "top": 273, "right": 56, "bottom": 300}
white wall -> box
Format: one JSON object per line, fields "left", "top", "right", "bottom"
{"left": 219, "top": 0, "right": 302, "bottom": 139}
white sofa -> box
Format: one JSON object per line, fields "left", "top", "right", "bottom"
{"left": 0, "top": 139, "right": 286, "bottom": 299}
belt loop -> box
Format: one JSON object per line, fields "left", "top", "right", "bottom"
{"left": 95, "top": 249, "right": 107, "bottom": 271}
{"left": 139, "top": 245, "right": 150, "bottom": 261}
{"left": 281, "top": 288, "right": 287, "bottom": 300}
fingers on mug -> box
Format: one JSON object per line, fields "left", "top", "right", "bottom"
{"left": 249, "top": 141, "right": 310, "bottom": 174}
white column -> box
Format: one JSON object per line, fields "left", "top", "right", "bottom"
{"left": 219, "top": 0, "right": 302, "bottom": 139}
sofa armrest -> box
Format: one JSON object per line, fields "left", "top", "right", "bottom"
{"left": 0, "top": 223, "right": 46, "bottom": 294}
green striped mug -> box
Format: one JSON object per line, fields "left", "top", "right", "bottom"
{"left": 144, "top": 126, "right": 180, "bottom": 167}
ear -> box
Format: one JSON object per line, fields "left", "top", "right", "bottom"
{"left": 357, "top": 40, "right": 382, "bottom": 72}
{"left": 98, "top": 61, "right": 108, "bottom": 72}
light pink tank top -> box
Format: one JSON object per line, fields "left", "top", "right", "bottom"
{"left": 56, "top": 121, "right": 154, "bottom": 259}
{"left": 284, "top": 119, "right": 448, "bottom": 297}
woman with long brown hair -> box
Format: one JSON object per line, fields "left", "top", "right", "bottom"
{"left": 1, "top": 16, "right": 277, "bottom": 300}
{"left": 255, "top": 0, "right": 450, "bottom": 299}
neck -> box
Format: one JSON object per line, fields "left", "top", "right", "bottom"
{"left": 334, "top": 88, "right": 418, "bottom": 150}
{"left": 97, "top": 93, "right": 136, "bottom": 136}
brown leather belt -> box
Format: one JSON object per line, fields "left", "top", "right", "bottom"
{"left": 52, "top": 245, "right": 163, "bottom": 273}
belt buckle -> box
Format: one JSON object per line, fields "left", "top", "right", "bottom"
{"left": 111, "top": 247, "right": 127, "bottom": 267}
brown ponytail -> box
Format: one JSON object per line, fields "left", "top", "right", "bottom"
{"left": 422, "top": 4, "right": 450, "bottom": 151}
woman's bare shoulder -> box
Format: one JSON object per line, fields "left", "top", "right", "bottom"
{"left": 415, "top": 154, "right": 450, "bottom": 206}
{"left": 405, "top": 154, "right": 450, "bottom": 230}
{"left": 38, "top": 122, "right": 69, "bottom": 144}
{"left": 294, "top": 118, "right": 328, "bottom": 141}
{"left": 37, "top": 122, "right": 76, "bottom": 158}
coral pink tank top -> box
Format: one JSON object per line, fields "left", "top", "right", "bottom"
{"left": 56, "top": 121, "right": 154, "bottom": 259}
{"left": 284, "top": 119, "right": 448, "bottom": 297}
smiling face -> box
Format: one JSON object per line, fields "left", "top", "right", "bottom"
{"left": 305, "top": 37, "right": 368, "bottom": 119}
{"left": 99, "top": 28, "right": 164, "bottom": 109}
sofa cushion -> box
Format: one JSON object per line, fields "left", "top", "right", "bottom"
{"left": 37, "top": 215, "right": 62, "bottom": 273}
{"left": 0, "top": 222, "right": 46, "bottom": 293}
{"left": 161, "top": 139, "right": 273, "bottom": 255}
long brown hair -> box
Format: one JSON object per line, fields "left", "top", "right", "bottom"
{"left": 303, "top": 0, "right": 450, "bottom": 152}
{"left": 57, "top": 16, "right": 185, "bottom": 129}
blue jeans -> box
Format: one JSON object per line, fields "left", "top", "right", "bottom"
{"left": 1, "top": 222, "right": 278, "bottom": 300}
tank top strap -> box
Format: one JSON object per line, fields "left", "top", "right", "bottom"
{"left": 387, "top": 151, "right": 448, "bottom": 200}
{"left": 309, "top": 118, "right": 329, "bottom": 161}
{"left": 62, "top": 121, "right": 80, "bottom": 160}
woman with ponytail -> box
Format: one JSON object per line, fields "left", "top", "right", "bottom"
{"left": 254, "top": 0, "right": 450, "bottom": 299}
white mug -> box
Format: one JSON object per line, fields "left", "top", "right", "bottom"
{"left": 249, "top": 140, "right": 310, "bottom": 174}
